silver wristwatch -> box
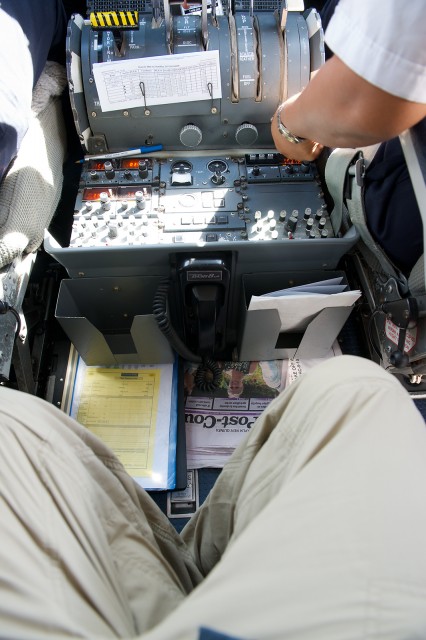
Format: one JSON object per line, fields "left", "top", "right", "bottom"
{"left": 276, "top": 104, "right": 306, "bottom": 144}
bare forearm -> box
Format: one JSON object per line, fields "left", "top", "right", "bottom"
{"left": 272, "top": 55, "right": 426, "bottom": 159}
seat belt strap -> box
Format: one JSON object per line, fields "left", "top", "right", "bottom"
{"left": 345, "top": 154, "right": 408, "bottom": 291}
{"left": 325, "top": 147, "right": 359, "bottom": 235}
{"left": 325, "top": 144, "right": 408, "bottom": 292}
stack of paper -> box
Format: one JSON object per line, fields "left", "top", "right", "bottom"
{"left": 249, "top": 277, "right": 361, "bottom": 332}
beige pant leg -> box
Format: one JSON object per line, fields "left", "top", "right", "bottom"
{"left": 3, "top": 356, "right": 426, "bottom": 640}
{"left": 144, "top": 355, "right": 426, "bottom": 640}
{"left": 0, "top": 387, "right": 203, "bottom": 639}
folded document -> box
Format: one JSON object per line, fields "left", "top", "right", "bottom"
{"left": 249, "top": 277, "right": 361, "bottom": 333}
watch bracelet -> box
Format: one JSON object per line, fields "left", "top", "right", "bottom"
{"left": 276, "top": 103, "right": 306, "bottom": 144}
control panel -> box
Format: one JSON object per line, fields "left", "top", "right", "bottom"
{"left": 44, "top": 2, "right": 360, "bottom": 364}
{"left": 70, "top": 153, "right": 332, "bottom": 248}
{"left": 67, "top": 5, "right": 324, "bottom": 153}
{"left": 47, "top": 3, "right": 358, "bottom": 281}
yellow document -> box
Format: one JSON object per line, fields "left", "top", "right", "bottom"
{"left": 70, "top": 361, "right": 176, "bottom": 489}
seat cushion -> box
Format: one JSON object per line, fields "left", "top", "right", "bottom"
{"left": 0, "top": 61, "right": 67, "bottom": 269}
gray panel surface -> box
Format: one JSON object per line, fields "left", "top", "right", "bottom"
{"left": 72, "top": 8, "right": 314, "bottom": 151}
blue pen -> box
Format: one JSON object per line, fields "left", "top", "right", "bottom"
{"left": 76, "top": 144, "right": 163, "bottom": 163}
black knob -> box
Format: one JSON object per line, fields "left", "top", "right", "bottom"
{"left": 286, "top": 216, "right": 298, "bottom": 233}
{"left": 389, "top": 349, "right": 409, "bottom": 368}
{"left": 124, "top": 169, "right": 132, "bottom": 180}
{"left": 252, "top": 165, "right": 260, "bottom": 176}
{"left": 104, "top": 161, "right": 115, "bottom": 179}
{"left": 138, "top": 160, "right": 149, "bottom": 179}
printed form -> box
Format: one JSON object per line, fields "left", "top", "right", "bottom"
{"left": 70, "top": 361, "right": 177, "bottom": 489}
{"left": 92, "top": 50, "right": 222, "bottom": 112}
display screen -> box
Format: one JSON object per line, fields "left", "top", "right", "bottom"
{"left": 280, "top": 158, "right": 302, "bottom": 166}
{"left": 121, "top": 158, "right": 151, "bottom": 170}
{"left": 117, "top": 186, "right": 151, "bottom": 200}
{"left": 88, "top": 161, "right": 106, "bottom": 171}
{"left": 82, "top": 188, "right": 115, "bottom": 201}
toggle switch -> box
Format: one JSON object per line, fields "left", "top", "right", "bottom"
{"left": 104, "top": 161, "right": 115, "bottom": 180}
{"left": 135, "top": 190, "right": 146, "bottom": 210}
{"left": 138, "top": 160, "right": 149, "bottom": 179}
{"left": 100, "top": 192, "right": 111, "bottom": 211}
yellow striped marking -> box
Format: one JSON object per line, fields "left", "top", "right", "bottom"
{"left": 90, "top": 11, "right": 138, "bottom": 29}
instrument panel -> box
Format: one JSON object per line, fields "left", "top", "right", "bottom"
{"left": 70, "top": 153, "right": 332, "bottom": 248}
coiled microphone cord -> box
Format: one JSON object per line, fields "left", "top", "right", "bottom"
{"left": 152, "top": 279, "right": 221, "bottom": 391}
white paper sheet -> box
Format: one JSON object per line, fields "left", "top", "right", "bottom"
{"left": 92, "top": 50, "right": 222, "bottom": 112}
{"left": 286, "top": 340, "right": 343, "bottom": 385}
{"left": 249, "top": 290, "right": 361, "bottom": 332}
{"left": 260, "top": 277, "right": 347, "bottom": 296}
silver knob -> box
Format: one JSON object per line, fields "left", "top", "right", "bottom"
{"left": 180, "top": 124, "right": 203, "bottom": 148}
{"left": 235, "top": 123, "right": 258, "bottom": 146}
{"left": 104, "top": 161, "right": 115, "bottom": 179}
{"left": 135, "top": 190, "right": 146, "bottom": 210}
{"left": 100, "top": 192, "right": 111, "bottom": 211}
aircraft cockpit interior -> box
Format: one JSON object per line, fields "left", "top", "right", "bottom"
{"left": 0, "top": 0, "right": 425, "bottom": 515}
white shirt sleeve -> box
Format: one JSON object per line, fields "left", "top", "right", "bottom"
{"left": 324, "top": 0, "right": 426, "bottom": 103}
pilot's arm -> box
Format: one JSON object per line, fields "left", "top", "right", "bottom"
{"left": 271, "top": 0, "right": 426, "bottom": 161}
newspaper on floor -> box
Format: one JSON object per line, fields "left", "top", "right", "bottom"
{"left": 286, "top": 340, "right": 342, "bottom": 386}
{"left": 185, "top": 341, "right": 342, "bottom": 469}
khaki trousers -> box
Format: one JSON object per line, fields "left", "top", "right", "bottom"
{"left": 1, "top": 355, "right": 426, "bottom": 639}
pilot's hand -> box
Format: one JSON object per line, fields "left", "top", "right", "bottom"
{"left": 271, "top": 112, "right": 323, "bottom": 162}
